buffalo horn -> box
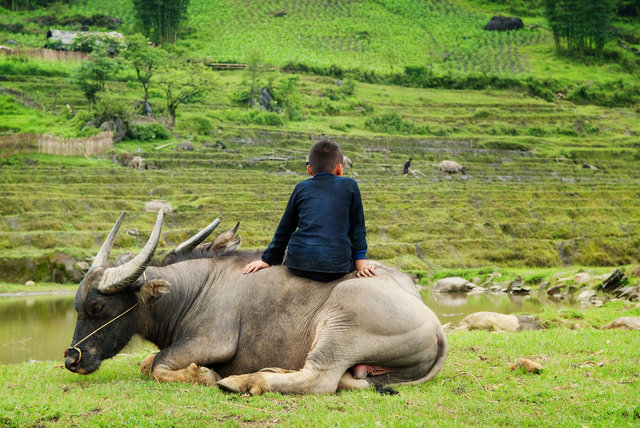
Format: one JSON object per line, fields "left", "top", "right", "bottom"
{"left": 173, "top": 218, "right": 220, "bottom": 255}
{"left": 97, "top": 210, "right": 164, "bottom": 294}
{"left": 90, "top": 211, "right": 126, "bottom": 270}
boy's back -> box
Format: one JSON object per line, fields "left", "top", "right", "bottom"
{"left": 263, "top": 173, "right": 366, "bottom": 274}
{"left": 243, "top": 138, "right": 376, "bottom": 281}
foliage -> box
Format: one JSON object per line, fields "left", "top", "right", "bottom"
{"left": 543, "top": 0, "right": 617, "bottom": 55}
{"left": 0, "top": 0, "right": 72, "bottom": 11}
{"left": 271, "top": 75, "right": 302, "bottom": 121}
{"left": 132, "top": 0, "right": 190, "bottom": 44}
{"left": 92, "top": 96, "right": 131, "bottom": 126}
{"left": 156, "top": 64, "right": 211, "bottom": 128}
{"left": 127, "top": 123, "right": 170, "bottom": 141}
{"left": 70, "top": 32, "right": 126, "bottom": 55}
{"left": 122, "top": 34, "right": 168, "bottom": 104}
{"left": 72, "top": 50, "right": 123, "bottom": 105}
{"left": 365, "top": 112, "right": 426, "bottom": 135}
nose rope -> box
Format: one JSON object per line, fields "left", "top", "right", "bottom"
{"left": 64, "top": 302, "right": 139, "bottom": 362}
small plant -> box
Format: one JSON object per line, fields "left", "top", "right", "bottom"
{"left": 127, "top": 123, "right": 171, "bottom": 141}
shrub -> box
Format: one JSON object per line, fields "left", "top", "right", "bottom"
{"left": 127, "top": 123, "right": 171, "bottom": 141}
{"left": 365, "top": 113, "right": 426, "bottom": 135}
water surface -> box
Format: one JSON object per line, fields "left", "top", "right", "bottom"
{"left": 0, "top": 290, "right": 583, "bottom": 364}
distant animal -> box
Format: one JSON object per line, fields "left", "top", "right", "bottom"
{"left": 343, "top": 155, "right": 353, "bottom": 168}
{"left": 64, "top": 212, "right": 448, "bottom": 394}
{"left": 129, "top": 156, "right": 143, "bottom": 169}
{"left": 438, "top": 160, "right": 466, "bottom": 175}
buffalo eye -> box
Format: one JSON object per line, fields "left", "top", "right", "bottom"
{"left": 88, "top": 302, "right": 105, "bottom": 317}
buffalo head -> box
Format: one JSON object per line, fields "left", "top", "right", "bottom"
{"left": 64, "top": 210, "right": 170, "bottom": 374}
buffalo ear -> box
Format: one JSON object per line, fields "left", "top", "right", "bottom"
{"left": 136, "top": 279, "right": 170, "bottom": 304}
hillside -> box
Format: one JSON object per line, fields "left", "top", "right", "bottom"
{"left": 0, "top": 0, "right": 639, "bottom": 283}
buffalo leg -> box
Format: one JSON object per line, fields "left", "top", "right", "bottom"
{"left": 146, "top": 338, "right": 233, "bottom": 386}
{"left": 218, "top": 363, "right": 348, "bottom": 394}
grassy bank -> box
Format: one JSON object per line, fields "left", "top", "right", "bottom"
{"left": 1, "top": 301, "right": 639, "bottom": 426}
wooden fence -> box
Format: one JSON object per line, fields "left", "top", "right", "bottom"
{"left": 0, "top": 47, "right": 89, "bottom": 61}
{"left": 0, "top": 132, "right": 113, "bottom": 157}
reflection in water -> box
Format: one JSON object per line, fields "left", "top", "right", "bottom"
{"left": 0, "top": 295, "right": 155, "bottom": 365}
{"left": 1, "top": 290, "right": 583, "bottom": 364}
{"left": 422, "top": 288, "right": 577, "bottom": 325}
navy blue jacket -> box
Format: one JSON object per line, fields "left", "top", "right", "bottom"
{"left": 261, "top": 173, "right": 367, "bottom": 273}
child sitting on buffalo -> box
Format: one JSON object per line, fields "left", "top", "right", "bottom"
{"left": 242, "top": 138, "right": 376, "bottom": 282}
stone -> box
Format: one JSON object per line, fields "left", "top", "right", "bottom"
{"left": 598, "top": 268, "right": 627, "bottom": 294}
{"left": 113, "top": 252, "right": 134, "bottom": 266}
{"left": 510, "top": 358, "right": 543, "bottom": 374}
{"left": 574, "top": 272, "right": 592, "bottom": 284}
{"left": 50, "top": 253, "right": 84, "bottom": 282}
{"left": 178, "top": 141, "right": 194, "bottom": 151}
{"left": 516, "top": 315, "right": 542, "bottom": 331}
{"left": 459, "top": 312, "right": 520, "bottom": 332}
{"left": 484, "top": 16, "right": 524, "bottom": 32}
{"left": 603, "top": 317, "right": 640, "bottom": 330}
{"left": 145, "top": 200, "right": 173, "bottom": 214}
{"left": 546, "top": 284, "right": 564, "bottom": 295}
{"left": 617, "top": 286, "right": 640, "bottom": 301}
{"left": 25, "top": 280, "right": 35, "bottom": 286}
{"left": 577, "top": 289, "right": 596, "bottom": 303}
{"left": 433, "top": 276, "right": 475, "bottom": 293}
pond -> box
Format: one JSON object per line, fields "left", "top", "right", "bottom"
{"left": 0, "top": 290, "right": 583, "bottom": 364}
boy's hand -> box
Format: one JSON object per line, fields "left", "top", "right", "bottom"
{"left": 355, "top": 259, "right": 376, "bottom": 278}
{"left": 242, "top": 260, "right": 271, "bottom": 274}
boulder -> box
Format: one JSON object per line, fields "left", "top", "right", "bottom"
{"left": 577, "top": 289, "right": 596, "bottom": 303}
{"left": 617, "top": 286, "right": 640, "bottom": 301}
{"left": 25, "top": 280, "right": 35, "bottom": 286}
{"left": 433, "top": 276, "right": 475, "bottom": 293}
{"left": 574, "top": 272, "right": 592, "bottom": 284}
{"left": 145, "top": 200, "right": 173, "bottom": 214}
{"left": 50, "top": 253, "right": 84, "bottom": 282}
{"left": 178, "top": 141, "right": 194, "bottom": 151}
{"left": 484, "top": 16, "right": 524, "bottom": 32}
{"left": 510, "top": 358, "right": 543, "bottom": 374}
{"left": 516, "top": 315, "right": 542, "bottom": 331}
{"left": 506, "top": 275, "right": 530, "bottom": 294}
{"left": 603, "top": 317, "right": 640, "bottom": 331}
{"left": 597, "top": 268, "right": 627, "bottom": 294}
{"left": 459, "top": 312, "right": 520, "bottom": 332}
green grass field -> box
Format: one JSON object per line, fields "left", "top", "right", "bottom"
{"left": 2, "top": 302, "right": 639, "bottom": 426}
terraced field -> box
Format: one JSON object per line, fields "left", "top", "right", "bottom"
{"left": 2, "top": 128, "right": 639, "bottom": 283}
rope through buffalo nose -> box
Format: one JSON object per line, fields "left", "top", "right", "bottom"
{"left": 64, "top": 302, "right": 139, "bottom": 362}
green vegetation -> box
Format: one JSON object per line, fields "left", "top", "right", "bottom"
{"left": 1, "top": 300, "right": 639, "bottom": 426}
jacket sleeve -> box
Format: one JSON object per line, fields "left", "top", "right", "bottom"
{"left": 261, "top": 186, "right": 300, "bottom": 265}
{"left": 348, "top": 181, "right": 367, "bottom": 260}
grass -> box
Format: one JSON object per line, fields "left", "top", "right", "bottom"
{"left": 1, "top": 301, "right": 639, "bottom": 426}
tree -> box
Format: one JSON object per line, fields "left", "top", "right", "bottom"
{"left": 122, "top": 34, "right": 168, "bottom": 111}
{"left": 132, "top": 0, "right": 190, "bottom": 44}
{"left": 74, "top": 50, "right": 123, "bottom": 106}
{"left": 543, "top": 0, "right": 616, "bottom": 55}
{"left": 156, "top": 65, "right": 211, "bottom": 128}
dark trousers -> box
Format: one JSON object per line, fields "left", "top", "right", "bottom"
{"left": 287, "top": 266, "right": 350, "bottom": 283}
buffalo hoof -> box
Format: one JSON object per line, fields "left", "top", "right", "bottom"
{"left": 140, "top": 353, "right": 158, "bottom": 376}
{"left": 218, "top": 373, "right": 266, "bottom": 395}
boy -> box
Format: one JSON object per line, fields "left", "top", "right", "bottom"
{"left": 243, "top": 139, "right": 376, "bottom": 281}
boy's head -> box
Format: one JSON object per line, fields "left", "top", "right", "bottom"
{"left": 308, "top": 139, "right": 343, "bottom": 174}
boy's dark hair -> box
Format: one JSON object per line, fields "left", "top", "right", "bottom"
{"left": 308, "top": 138, "right": 343, "bottom": 173}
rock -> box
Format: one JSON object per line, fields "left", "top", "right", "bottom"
{"left": 484, "top": 16, "right": 524, "bottom": 32}
{"left": 507, "top": 276, "right": 530, "bottom": 294}
{"left": 145, "top": 200, "right": 173, "bottom": 214}
{"left": 459, "top": 312, "right": 520, "bottom": 332}
{"left": 471, "top": 277, "right": 481, "bottom": 285}
{"left": 597, "top": 268, "right": 627, "bottom": 294}
{"left": 538, "top": 281, "right": 550, "bottom": 290}
{"left": 516, "top": 315, "right": 542, "bottom": 331}
{"left": 577, "top": 289, "right": 596, "bottom": 303}
{"left": 433, "top": 277, "right": 475, "bottom": 293}
{"left": 617, "top": 286, "right": 640, "bottom": 301}
{"left": 574, "top": 272, "right": 591, "bottom": 284}
{"left": 510, "top": 358, "right": 543, "bottom": 374}
{"left": 25, "top": 280, "right": 35, "bottom": 286}
{"left": 100, "top": 120, "right": 116, "bottom": 132}
{"left": 546, "top": 284, "right": 565, "bottom": 295}
{"left": 178, "top": 141, "right": 194, "bottom": 151}
{"left": 50, "top": 253, "right": 84, "bottom": 282}
{"left": 114, "top": 117, "right": 127, "bottom": 142}
{"left": 603, "top": 317, "right": 640, "bottom": 330}
{"left": 260, "top": 87, "right": 275, "bottom": 111}
{"left": 74, "top": 261, "right": 90, "bottom": 271}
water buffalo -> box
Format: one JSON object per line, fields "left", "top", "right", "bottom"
{"left": 438, "top": 160, "right": 466, "bottom": 175}
{"left": 65, "top": 211, "right": 447, "bottom": 394}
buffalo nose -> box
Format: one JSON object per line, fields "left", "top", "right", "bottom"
{"left": 64, "top": 347, "right": 80, "bottom": 372}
